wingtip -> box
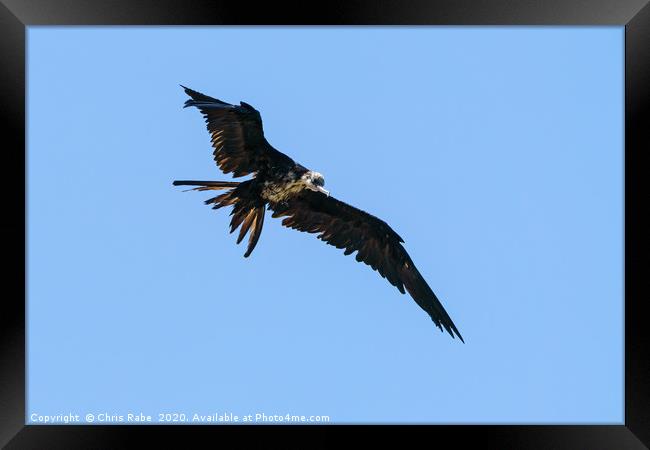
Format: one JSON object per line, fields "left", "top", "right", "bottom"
{"left": 436, "top": 319, "right": 464, "bottom": 343}
{"left": 180, "top": 85, "right": 196, "bottom": 108}
{"left": 448, "top": 325, "right": 465, "bottom": 344}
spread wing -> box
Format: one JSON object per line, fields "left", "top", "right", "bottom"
{"left": 181, "top": 85, "right": 295, "bottom": 177}
{"left": 271, "top": 190, "right": 463, "bottom": 342}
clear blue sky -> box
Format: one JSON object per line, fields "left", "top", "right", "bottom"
{"left": 27, "top": 27, "right": 623, "bottom": 424}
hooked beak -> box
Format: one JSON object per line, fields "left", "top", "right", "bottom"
{"left": 309, "top": 185, "right": 330, "bottom": 196}
{"left": 317, "top": 186, "right": 330, "bottom": 197}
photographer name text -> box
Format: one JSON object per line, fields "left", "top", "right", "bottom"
{"left": 30, "top": 411, "right": 330, "bottom": 424}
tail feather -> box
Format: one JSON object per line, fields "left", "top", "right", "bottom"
{"left": 244, "top": 206, "right": 265, "bottom": 258}
{"left": 173, "top": 179, "right": 265, "bottom": 257}
{"left": 228, "top": 201, "right": 266, "bottom": 256}
{"left": 207, "top": 191, "right": 236, "bottom": 209}
{"left": 173, "top": 180, "right": 239, "bottom": 191}
{"left": 237, "top": 209, "right": 258, "bottom": 244}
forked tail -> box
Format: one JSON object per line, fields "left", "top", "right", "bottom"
{"left": 173, "top": 179, "right": 266, "bottom": 257}
{"left": 172, "top": 180, "right": 240, "bottom": 191}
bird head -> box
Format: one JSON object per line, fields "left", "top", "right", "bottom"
{"left": 302, "top": 171, "right": 329, "bottom": 196}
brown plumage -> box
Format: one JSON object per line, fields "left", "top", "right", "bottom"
{"left": 174, "top": 86, "right": 464, "bottom": 342}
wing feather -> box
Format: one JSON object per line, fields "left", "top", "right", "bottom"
{"left": 181, "top": 86, "right": 294, "bottom": 177}
{"left": 276, "top": 190, "right": 463, "bottom": 342}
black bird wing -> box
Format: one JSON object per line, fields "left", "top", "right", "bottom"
{"left": 181, "top": 85, "right": 295, "bottom": 177}
{"left": 272, "top": 190, "right": 464, "bottom": 342}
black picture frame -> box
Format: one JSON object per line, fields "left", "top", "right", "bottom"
{"left": 1, "top": 1, "right": 647, "bottom": 448}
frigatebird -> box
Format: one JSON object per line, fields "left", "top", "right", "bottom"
{"left": 174, "top": 86, "right": 464, "bottom": 342}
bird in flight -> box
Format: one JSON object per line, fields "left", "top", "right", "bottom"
{"left": 174, "top": 86, "right": 464, "bottom": 342}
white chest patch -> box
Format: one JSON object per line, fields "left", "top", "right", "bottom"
{"left": 262, "top": 180, "right": 306, "bottom": 203}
